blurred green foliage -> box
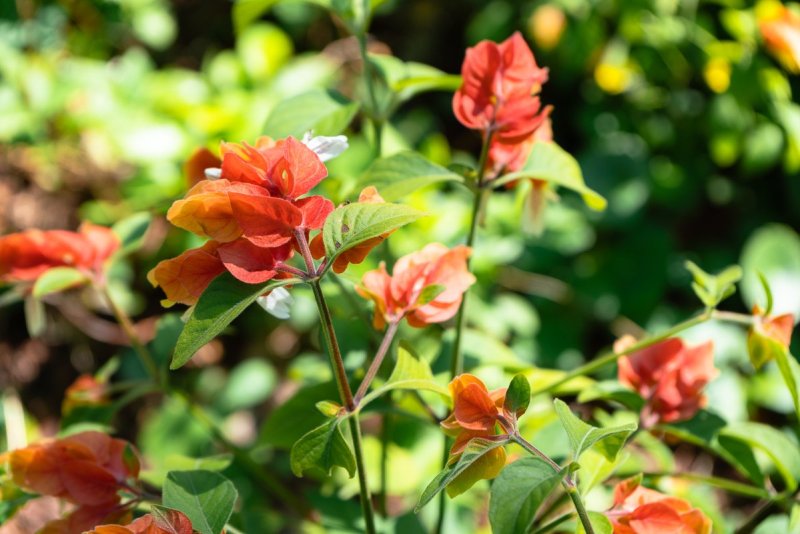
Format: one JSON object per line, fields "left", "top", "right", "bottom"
{"left": 1, "top": 0, "right": 799, "bottom": 533}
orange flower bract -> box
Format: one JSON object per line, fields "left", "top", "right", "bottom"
{"left": 7, "top": 431, "right": 140, "bottom": 507}
{"left": 760, "top": 6, "right": 800, "bottom": 73}
{"left": 89, "top": 509, "right": 197, "bottom": 534}
{"left": 0, "top": 222, "right": 119, "bottom": 285}
{"left": 453, "top": 32, "right": 550, "bottom": 143}
{"left": 607, "top": 477, "right": 712, "bottom": 534}
{"left": 147, "top": 241, "right": 225, "bottom": 306}
{"left": 357, "top": 243, "right": 476, "bottom": 329}
{"left": 618, "top": 338, "right": 717, "bottom": 426}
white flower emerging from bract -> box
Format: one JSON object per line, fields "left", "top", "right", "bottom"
{"left": 302, "top": 132, "right": 349, "bottom": 162}
{"left": 257, "top": 287, "right": 294, "bottom": 319}
{"left": 204, "top": 167, "right": 222, "bottom": 180}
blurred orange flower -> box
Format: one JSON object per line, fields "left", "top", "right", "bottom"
{"left": 0, "top": 222, "right": 119, "bottom": 285}
{"left": 618, "top": 338, "right": 717, "bottom": 426}
{"left": 89, "top": 509, "right": 196, "bottom": 534}
{"left": 6, "top": 431, "right": 140, "bottom": 507}
{"left": 606, "top": 477, "right": 711, "bottom": 534}
{"left": 309, "top": 186, "right": 388, "bottom": 274}
{"left": 760, "top": 6, "right": 800, "bottom": 73}
{"left": 453, "top": 32, "right": 551, "bottom": 143}
{"left": 357, "top": 243, "right": 476, "bottom": 329}
{"left": 439, "top": 374, "right": 509, "bottom": 496}
{"left": 62, "top": 374, "right": 110, "bottom": 415}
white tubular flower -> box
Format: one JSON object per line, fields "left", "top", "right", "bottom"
{"left": 302, "top": 132, "right": 349, "bottom": 162}
{"left": 204, "top": 167, "right": 222, "bottom": 180}
{"left": 257, "top": 287, "right": 294, "bottom": 319}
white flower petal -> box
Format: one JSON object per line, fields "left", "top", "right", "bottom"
{"left": 302, "top": 134, "right": 349, "bottom": 162}
{"left": 204, "top": 167, "right": 222, "bottom": 180}
{"left": 257, "top": 287, "right": 294, "bottom": 320}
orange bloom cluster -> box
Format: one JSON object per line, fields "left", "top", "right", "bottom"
{"left": 6, "top": 431, "right": 140, "bottom": 506}
{"left": 453, "top": 32, "right": 552, "bottom": 180}
{"left": 357, "top": 243, "right": 475, "bottom": 329}
{"left": 89, "top": 509, "right": 197, "bottom": 534}
{"left": 62, "top": 374, "right": 110, "bottom": 416}
{"left": 439, "top": 374, "right": 510, "bottom": 495}
{"left": 0, "top": 222, "right": 119, "bottom": 285}
{"left": 760, "top": 6, "right": 800, "bottom": 73}
{"left": 618, "top": 338, "right": 717, "bottom": 426}
{"left": 606, "top": 477, "right": 711, "bottom": 534}
{"left": 149, "top": 136, "right": 335, "bottom": 305}
{"left": 4, "top": 431, "right": 142, "bottom": 533}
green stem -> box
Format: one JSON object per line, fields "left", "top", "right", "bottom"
{"left": 530, "top": 311, "right": 714, "bottom": 397}
{"left": 349, "top": 415, "right": 377, "bottom": 534}
{"left": 310, "top": 280, "right": 376, "bottom": 533}
{"left": 512, "top": 434, "right": 595, "bottom": 534}
{"left": 380, "top": 413, "right": 390, "bottom": 516}
{"left": 642, "top": 472, "right": 768, "bottom": 499}
{"left": 532, "top": 512, "right": 574, "bottom": 534}
{"left": 99, "top": 283, "right": 162, "bottom": 386}
{"left": 354, "top": 320, "right": 400, "bottom": 405}
{"left": 436, "top": 130, "right": 494, "bottom": 534}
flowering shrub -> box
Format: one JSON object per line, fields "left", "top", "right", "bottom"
{"left": 1, "top": 1, "right": 799, "bottom": 534}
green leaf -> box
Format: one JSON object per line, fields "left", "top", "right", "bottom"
{"left": 163, "top": 454, "right": 234, "bottom": 473}
{"left": 415, "top": 437, "right": 509, "bottom": 511}
{"left": 262, "top": 89, "right": 359, "bottom": 139}
{"left": 162, "top": 469, "right": 238, "bottom": 534}
{"left": 685, "top": 260, "right": 742, "bottom": 309}
{"left": 24, "top": 295, "right": 45, "bottom": 337}
{"left": 494, "top": 142, "right": 606, "bottom": 211}
{"left": 576, "top": 381, "right": 645, "bottom": 411}
{"left": 718, "top": 422, "right": 800, "bottom": 491}
{"left": 716, "top": 434, "right": 764, "bottom": 487}
{"left": 751, "top": 322, "right": 800, "bottom": 418}
{"left": 577, "top": 449, "right": 629, "bottom": 496}
{"left": 488, "top": 457, "right": 566, "bottom": 534}
{"left": 112, "top": 212, "right": 152, "bottom": 256}
{"left": 315, "top": 400, "right": 342, "bottom": 417}
{"left": 290, "top": 418, "right": 356, "bottom": 478}
{"left": 577, "top": 512, "right": 613, "bottom": 534}
{"left": 417, "top": 284, "right": 446, "bottom": 306}
{"left": 658, "top": 409, "right": 727, "bottom": 445}
{"left": 322, "top": 202, "right": 423, "bottom": 262}
{"left": 740, "top": 224, "right": 800, "bottom": 317}
{"left": 260, "top": 381, "right": 340, "bottom": 449}
{"left": 370, "top": 54, "right": 461, "bottom": 103}
{"left": 233, "top": 0, "right": 332, "bottom": 33}
{"left": 360, "top": 151, "right": 465, "bottom": 201}
{"left": 553, "top": 399, "right": 636, "bottom": 462}
{"left": 32, "top": 267, "right": 88, "bottom": 298}
{"left": 757, "top": 272, "right": 774, "bottom": 316}
{"left": 360, "top": 344, "right": 448, "bottom": 407}
{"left": 503, "top": 374, "right": 531, "bottom": 417}
{"left": 172, "top": 273, "right": 298, "bottom": 369}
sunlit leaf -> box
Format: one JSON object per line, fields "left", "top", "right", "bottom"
{"left": 263, "top": 89, "right": 359, "bottom": 139}
{"left": 685, "top": 260, "right": 742, "bottom": 309}
{"left": 163, "top": 469, "right": 238, "bottom": 534}
{"left": 553, "top": 399, "right": 636, "bottom": 462}
{"left": 32, "top": 267, "right": 88, "bottom": 298}
{"left": 360, "top": 344, "right": 448, "bottom": 407}
{"left": 717, "top": 422, "right": 800, "bottom": 491}
{"left": 172, "top": 273, "right": 298, "bottom": 369}
{"left": 488, "top": 457, "right": 565, "bottom": 534}
{"left": 290, "top": 418, "right": 356, "bottom": 478}
{"left": 360, "top": 151, "right": 465, "bottom": 201}
{"left": 494, "top": 142, "right": 606, "bottom": 211}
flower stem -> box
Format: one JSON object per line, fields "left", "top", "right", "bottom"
{"left": 530, "top": 311, "right": 714, "bottom": 397}
{"left": 294, "top": 230, "right": 317, "bottom": 275}
{"left": 310, "top": 281, "right": 356, "bottom": 411}
{"left": 98, "top": 283, "right": 162, "bottom": 387}
{"left": 512, "top": 434, "right": 595, "bottom": 534}
{"left": 310, "top": 280, "right": 376, "bottom": 533}
{"left": 436, "top": 130, "right": 494, "bottom": 534}
{"left": 354, "top": 320, "right": 400, "bottom": 405}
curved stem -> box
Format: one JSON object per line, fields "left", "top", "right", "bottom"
{"left": 354, "top": 320, "right": 400, "bottom": 405}
{"left": 310, "top": 281, "right": 356, "bottom": 411}
{"left": 294, "top": 229, "right": 317, "bottom": 275}
{"left": 530, "top": 311, "right": 713, "bottom": 397}
{"left": 97, "top": 283, "right": 162, "bottom": 387}
{"left": 512, "top": 434, "right": 595, "bottom": 534}
{"left": 642, "top": 472, "right": 768, "bottom": 499}
{"left": 310, "top": 280, "right": 376, "bottom": 533}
